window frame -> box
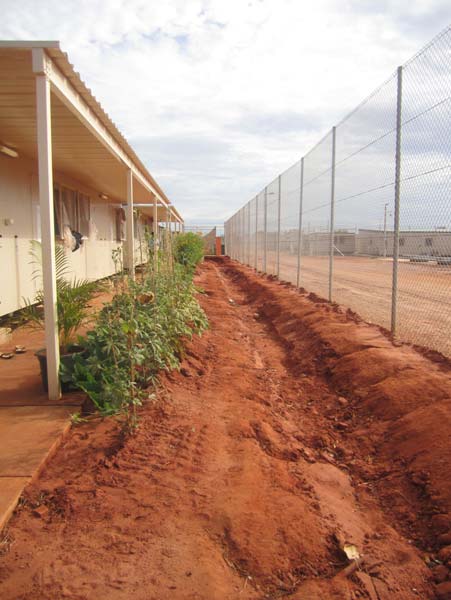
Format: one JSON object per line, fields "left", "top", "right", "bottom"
{"left": 53, "top": 182, "right": 91, "bottom": 239}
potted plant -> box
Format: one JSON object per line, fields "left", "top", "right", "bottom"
{"left": 23, "top": 241, "right": 100, "bottom": 392}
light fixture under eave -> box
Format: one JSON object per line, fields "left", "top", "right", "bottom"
{"left": 0, "top": 144, "right": 19, "bottom": 158}
{"left": 99, "top": 193, "right": 109, "bottom": 200}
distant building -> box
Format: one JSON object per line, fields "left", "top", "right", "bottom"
{"left": 276, "top": 228, "right": 451, "bottom": 258}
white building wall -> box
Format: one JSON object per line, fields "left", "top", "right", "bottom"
{"left": 0, "top": 154, "right": 125, "bottom": 317}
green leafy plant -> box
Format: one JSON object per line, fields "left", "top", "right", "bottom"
{"left": 71, "top": 253, "right": 208, "bottom": 431}
{"left": 173, "top": 232, "right": 204, "bottom": 273}
{"left": 22, "top": 241, "right": 100, "bottom": 353}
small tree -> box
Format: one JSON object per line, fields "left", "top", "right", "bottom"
{"left": 173, "top": 232, "right": 204, "bottom": 273}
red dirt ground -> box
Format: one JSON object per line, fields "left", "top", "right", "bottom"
{"left": 0, "top": 257, "right": 450, "bottom": 599}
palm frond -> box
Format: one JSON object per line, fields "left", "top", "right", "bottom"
{"left": 29, "top": 240, "right": 72, "bottom": 284}
{"left": 24, "top": 240, "right": 101, "bottom": 351}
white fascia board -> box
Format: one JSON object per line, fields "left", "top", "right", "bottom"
{"left": 134, "top": 203, "right": 183, "bottom": 223}
{"left": 0, "top": 40, "right": 60, "bottom": 48}
{"left": 31, "top": 48, "right": 169, "bottom": 208}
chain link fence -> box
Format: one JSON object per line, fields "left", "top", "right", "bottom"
{"left": 224, "top": 26, "right": 451, "bottom": 357}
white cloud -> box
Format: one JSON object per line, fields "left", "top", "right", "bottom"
{"left": 0, "top": 0, "right": 448, "bottom": 222}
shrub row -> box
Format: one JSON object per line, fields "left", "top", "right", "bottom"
{"left": 69, "top": 234, "right": 207, "bottom": 428}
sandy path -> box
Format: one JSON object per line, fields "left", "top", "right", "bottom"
{"left": 0, "top": 258, "right": 445, "bottom": 599}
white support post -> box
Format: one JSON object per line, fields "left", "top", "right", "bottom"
{"left": 166, "top": 206, "right": 170, "bottom": 253}
{"left": 125, "top": 169, "right": 134, "bottom": 279}
{"left": 153, "top": 197, "right": 158, "bottom": 271}
{"left": 34, "top": 53, "right": 60, "bottom": 401}
{"left": 328, "top": 127, "right": 336, "bottom": 302}
{"left": 276, "top": 175, "right": 281, "bottom": 278}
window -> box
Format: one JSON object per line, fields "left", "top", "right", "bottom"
{"left": 53, "top": 185, "right": 61, "bottom": 237}
{"left": 61, "top": 187, "right": 77, "bottom": 229}
{"left": 115, "top": 208, "right": 126, "bottom": 241}
{"left": 53, "top": 184, "right": 91, "bottom": 238}
{"left": 399, "top": 238, "right": 405, "bottom": 246}
{"left": 425, "top": 238, "right": 433, "bottom": 247}
{"left": 133, "top": 212, "right": 139, "bottom": 240}
{"left": 78, "top": 193, "right": 90, "bottom": 237}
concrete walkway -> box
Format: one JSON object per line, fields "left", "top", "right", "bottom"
{"left": 0, "top": 327, "right": 83, "bottom": 530}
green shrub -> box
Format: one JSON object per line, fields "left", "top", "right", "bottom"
{"left": 23, "top": 241, "right": 101, "bottom": 353}
{"left": 71, "top": 262, "right": 208, "bottom": 429}
{"left": 173, "top": 232, "right": 204, "bottom": 272}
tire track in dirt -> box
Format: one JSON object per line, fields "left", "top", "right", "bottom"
{"left": 0, "top": 258, "right": 446, "bottom": 599}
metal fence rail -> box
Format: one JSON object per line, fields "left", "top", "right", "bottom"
{"left": 224, "top": 26, "right": 451, "bottom": 358}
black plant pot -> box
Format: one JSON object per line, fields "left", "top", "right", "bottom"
{"left": 35, "top": 345, "right": 86, "bottom": 393}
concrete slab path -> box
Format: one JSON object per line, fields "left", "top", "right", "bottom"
{"left": 0, "top": 327, "right": 84, "bottom": 531}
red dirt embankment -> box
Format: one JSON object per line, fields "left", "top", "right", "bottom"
{"left": 0, "top": 257, "right": 450, "bottom": 599}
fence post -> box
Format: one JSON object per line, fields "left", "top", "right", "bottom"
{"left": 296, "top": 157, "right": 304, "bottom": 288}
{"left": 276, "top": 175, "right": 281, "bottom": 278}
{"left": 231, "top": 218, "right": 234, "bottom": 259}
{"left": 238, "top": 211, "right": 241, "bottom": 261}
{"left": 233, "top": 217, "right": 236, "bottom": 259}
{"left": 247, "top": 202, "right": 251, "bottom": 265}
{"left": 255, "top": 195, "right": 258, "bottom": 269}
{"left": 391, "top": 65, "right": 403, "bottom": 336}
{"left": 237, "top": 212, "right": 239, "bottom": 261}
{"left": 226, "top": 220, "right": 229, "bottom": 257}
{"left": 263, "top": 187, "right": 268, "bottom": 273}
{"left": 242, "top": 207, "right": 245, "bottom": 263}
{"left": 328, "top": 127, "right": 336, "bottom": 302}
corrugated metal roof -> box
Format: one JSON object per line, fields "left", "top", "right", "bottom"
{"left": 0, "top": 40, "right": 183, "bottom": 222}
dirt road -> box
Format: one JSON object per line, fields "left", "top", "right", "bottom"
{"left": 0, "top": 258, "right": 450, "bottom": 599}
{"left": 277, "top": 253, "right": 451, "bottom": 357}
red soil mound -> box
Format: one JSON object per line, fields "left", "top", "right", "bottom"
{"left": 0, "top": 257, "right": 449, "bottom": 599}
{"left": 223, "top": 259, "right": 451, "bottom": 554}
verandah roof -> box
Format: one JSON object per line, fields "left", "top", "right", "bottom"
{"left": 0, "top": 41, "right": 182, "bottom": 223}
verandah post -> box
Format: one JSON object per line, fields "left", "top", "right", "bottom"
{"left": 33, "top": 48, "right": 60, "bottom": 401}
{"left": 125, "top": 169, "right": 135, "bottom": 279}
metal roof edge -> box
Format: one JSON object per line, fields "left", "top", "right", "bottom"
{"left": 0, "top": 40, "right": 60, "bottom": 48}
{"left": 0, "top": 39, "right": 180, "bottom": 217}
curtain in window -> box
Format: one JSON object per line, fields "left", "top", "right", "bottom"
{"left": 115, "top": 208, "right": 126, "bottom": 241}
{"left": 78, "top": 193, "right": 90, "bottom": 236}
{"left": 53, "top": 185, "right": 61, "bottom": 237}
{"left": 61, "top": 187, "right": 77, "bottom": 228}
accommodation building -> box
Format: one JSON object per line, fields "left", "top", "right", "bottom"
{"left": 0, "top": 41, "right": 183, "bottom": 400}
{"left": 356, "top": 229, "right": 451, "bottom": 258}
{"left": 275, "top": 228, "right": 451, "bottom": 258}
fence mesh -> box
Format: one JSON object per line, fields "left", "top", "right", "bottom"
{"left": 279, "top": 161, "right": 301, "bottom": 284}
{"left": 332, "top": 73, "right": 398, "bottom": 330}
{"left": 225, "top": 26, "right": 451, "bottom": 357}
{"left": 300, "top": 131, "right": 334, "bottom": 299}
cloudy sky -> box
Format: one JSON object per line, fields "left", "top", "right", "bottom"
{"left": 0, "top": 0, "right": 448, "bottom": 223}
